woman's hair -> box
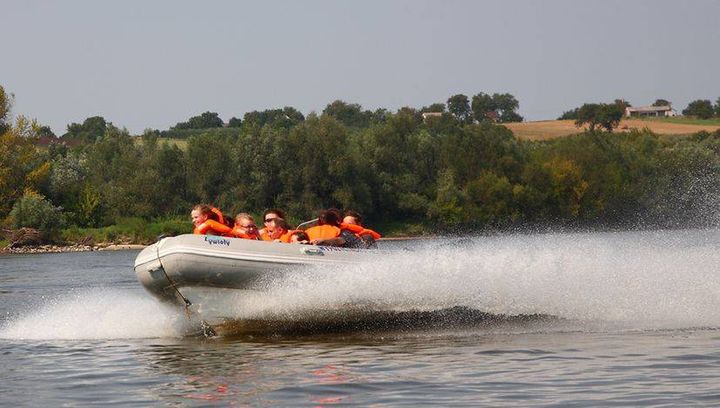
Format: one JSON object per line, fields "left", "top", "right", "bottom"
{"left": 193, "top": 204, "right": 219, "bottom": 222}
{"left": 291, "top": 231, "right": 309, "bottom": 242}
{"left": 273, "top": 218, "right": 291, "bottom": 231}
{"left": 234, "top": 212, "right": 254, "bottom": 223}
{"left": 263, "top": 208, "right": 286, "bottom": 220}
{"left": 343, "top": 210, "right": 363, "bottom": 225}
{"left": 318, "top": 208, "right": 341, "bottom": 226}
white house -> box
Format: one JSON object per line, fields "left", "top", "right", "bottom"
{"left": 625, "top": 105, "right": 677, "bottom": 118}
{"left": 421, "top": 112, "right": 444, "bottom": 121}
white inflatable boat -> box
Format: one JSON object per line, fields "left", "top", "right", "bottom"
{"left": 134, "top": 234, "right": 375, "bottom": 333}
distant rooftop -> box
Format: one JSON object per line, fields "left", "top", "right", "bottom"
{"left": 626, "top": 105, "right": 673, "bottom": 112}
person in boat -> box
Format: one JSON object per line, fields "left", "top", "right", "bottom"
{"left": 272, "top": 220, "right": 310, "bottom": 244}
{"left": 341, "top": 210, "right": 381, "bottom": 248}
{"left": 231, "top": 213, "right": 260, "bottom": 240}
{"left": 304, "top": 208, "right": 354, "bottom": 247}
{"left": 259, "top": 208, "right": 286, "bottom": 241}
{"left": 191, "top": 204, "right": 233, "bottom": 236}
{"left": 269, "top": 218, "right": 291, "bottom": 242}
{"left": 288, "top": 230, "right": 309, "bottom": 244}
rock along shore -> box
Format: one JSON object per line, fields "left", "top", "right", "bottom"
{"left": 1, "top": 243, "right": 147, "bottom": 255}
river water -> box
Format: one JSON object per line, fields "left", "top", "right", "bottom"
{"left": 1, "top": 229, "right": 720, "bottom": 406}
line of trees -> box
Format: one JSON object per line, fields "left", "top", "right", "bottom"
{"left": 560, "top": 98, "right": 720, "bottom": 121}
{"left": 682, "top": 98, "right": 720, "bottom": 119}
{"left": 2, "top": 85, "right": 720, "bottom": 237}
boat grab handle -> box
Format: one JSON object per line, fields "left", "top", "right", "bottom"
{"left": 301, "top": 247, "right": 325, "bottom": 256}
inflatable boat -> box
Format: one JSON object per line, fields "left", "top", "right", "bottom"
{"left": 134, "top": 234, "right": 375, "bottom": 333}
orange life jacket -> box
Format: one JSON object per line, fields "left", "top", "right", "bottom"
{"left": 279, "top": 230, "right": 304, "bottom": 243}
{"left": 194, "top": 219, "right": 233, "bottom": 236}
{"left": 230, "top": 227, "right": 258, "bottom": 240}
{"left": 305, "top": 225, "right": 341, "bottom": 241}
{"left": 259, "top": 228, "right": 273, "bottom": 241}
{"left": 210, "top": 207, "right": 225, "bottom": 225}
{"left": 340, "top": 223, "right": 382, "bottom": 240}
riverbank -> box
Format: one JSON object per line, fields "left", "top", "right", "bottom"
{"left": 0, "top": 237, "right": 432, "bottom": 255}
{"left": 1, "top": 243, "right": 147, "bottom": 255}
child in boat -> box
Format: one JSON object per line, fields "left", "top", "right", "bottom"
{"left": 191, "top": 204, "right": 233, "bottom": 236}
{"left": 231, "top": 213, "right": 260, "bottom": 240}
{"left": 288, "top": 231, "right": 309, "bottom": 244}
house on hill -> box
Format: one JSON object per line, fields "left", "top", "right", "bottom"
{"left": 421, "top": 112, "right": 443, "bottom": 122}
{"left": 625, "top": 105, "right": 677, "bottom": 118}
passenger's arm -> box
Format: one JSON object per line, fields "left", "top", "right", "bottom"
{"left": 310, "top": 237, "right": 346, "bottom": 247}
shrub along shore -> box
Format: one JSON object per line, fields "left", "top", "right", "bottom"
{"left": 0, "top": 217, "right": 431, "bottom": 254}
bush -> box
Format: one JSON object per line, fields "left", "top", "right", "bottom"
{"left": 60, "top": 217, "right": 189, "bottom": 245}
{"left": 8, "top": 192, "right": 65, "bottom": 232}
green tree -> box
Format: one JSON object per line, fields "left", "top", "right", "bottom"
{"left": 575, "top": 103, "right": 623, "bottom": 132}
{"left": 440, "top": 123, "right": 524, "bottom": 186}
{"left": 596, "top": 104, "right": 624, "bottom": 132}
{"left": 78, "top": 183, "right": 102, "bottom": 226}
{"left": 0, "top": 85, "right": 13, "bottom": 135}
{"left": 242, "top": 107, "right": 304, "bottom": 129}
{"left": 471, "top": 92, "right": 497, "bottom": 122}
{"left": 323, "top": 100, "right": 371, "bottom": 127}
{"left": 82, "top": 126, "right": 144, "bottom": 222}
{"left": 64, "top": 116, "right": 109, "bottom": 143}
{"left": 558, "top": 107, "right": 580, "bottom": 120}
{"left": 9, "top": 191, "right": 65, "bottom": 232}
{"left": 427, "top": 169, "right": 465, "bottom": 228}
{"left": 653, "top": 99, "right": 671, "bottom": 107}
{"left": 471, "top": 92, "right": 523, "bottom": 123}
{"left": 0, "top": 129, "right": 48, "bottom": 217}
{"left": 544, "top": 157, "right": 589, "bottom": 218}
{"left": 420, "top": 103, "right": 446, "bottom": 113}
{"left": 682, "top": 100, "right": 714, "bottom": 119}
{"left": 463, "top": 170, "right": 514, "bottom": 226}
{"left": 614, "top": 99, "right": 631, "bottom": 109}
{"left": 227, "top": 117, "right": 243, "bottom": 127}
{"left": 185, "top": 132, "right": 233, "bottom": 204}
{"left": 173, "top": 111, "right": 224, "bottom": 129}
{"left": 494, "top": 93, "right": 523, "bottom": 123}
{"left": 447, "top": 94, "right": 472, "bottom": 124}
{"left": 48, "top": 151, "right": 88, "bottom": 224}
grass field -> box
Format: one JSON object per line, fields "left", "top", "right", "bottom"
{"left": 134, "top": 137, "right": 188, "bottom": 149}
{"left": 504, "top": 118, "right": 720, "bottom": 141}
{"left": 634, "top": 116, "right": 720, "bottom": 126}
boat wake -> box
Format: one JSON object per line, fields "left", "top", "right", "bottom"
{"left": 3, "top": 229, "right": 720, "bottom": 340}
{"left": 206, "top": 229, "right": 720, "bottom": 336}
{"left": 0, "top": 288, "right": 187, "bottom": 340}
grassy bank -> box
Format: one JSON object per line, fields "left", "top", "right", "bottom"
{"left": 60, "top": 217, "right": 188, "bottom": 245}
{"left": 55, "top": 216, "right": 427, "bottom": 246}
{"left": 54, "top": 218, "right": 431, "bottom": 247}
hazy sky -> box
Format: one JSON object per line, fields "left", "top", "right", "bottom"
{"left": 4, "top": 0, "right": 719, "bottom": 134}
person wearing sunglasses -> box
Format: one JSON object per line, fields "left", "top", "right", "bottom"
{"left": 231, "top": 213, "right": 260, "bottom": 240}
{"left": 259, "top": 208, "right": 286, "bottom": 241}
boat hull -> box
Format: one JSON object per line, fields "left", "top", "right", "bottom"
{"left": 134, "top": 234, "right": 371, "bottom": 330}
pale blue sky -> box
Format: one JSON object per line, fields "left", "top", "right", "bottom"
{"left": 3, "top": 0, "right": 719, "bottom": 134}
